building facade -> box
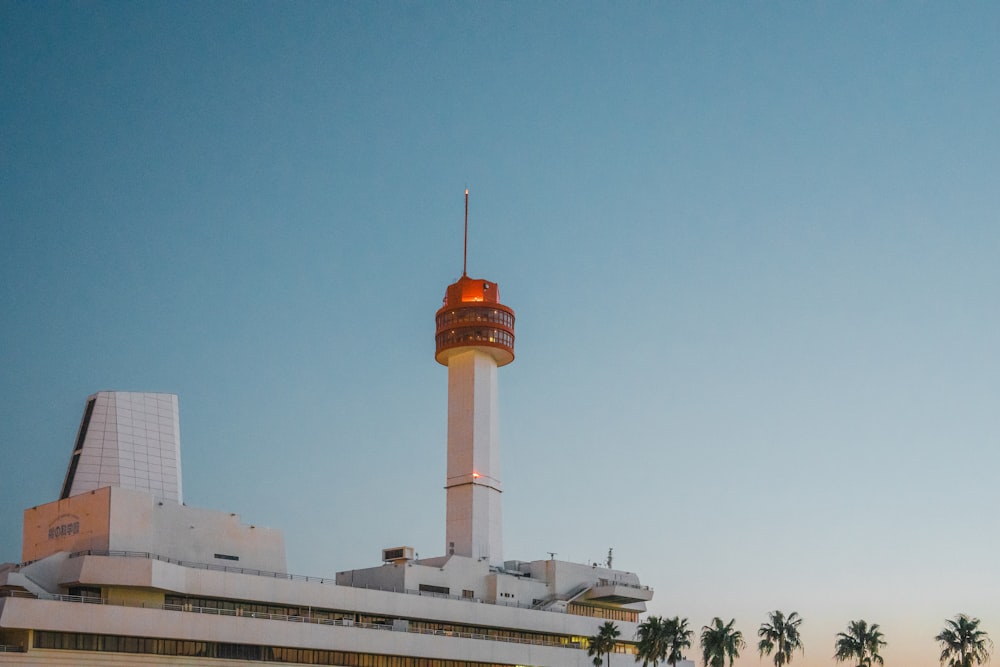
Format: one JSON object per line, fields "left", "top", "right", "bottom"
{"left": 1, "top": 248, "right": 662, "bottom": 666}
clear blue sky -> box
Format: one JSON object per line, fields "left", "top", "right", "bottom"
{"left": 2, "top": 3, "right": 999, "bottom": 665}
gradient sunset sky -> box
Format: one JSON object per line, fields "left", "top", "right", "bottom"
{"left": 2, "top": 3, "right": 999, "bottom": 666}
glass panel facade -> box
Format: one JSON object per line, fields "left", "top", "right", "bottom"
{"left": 33, "top": 631, "right": 536, "bottom": 666}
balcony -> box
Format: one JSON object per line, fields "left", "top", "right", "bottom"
{"left": 579, "top": 579, "right": 653, "bottom": 605}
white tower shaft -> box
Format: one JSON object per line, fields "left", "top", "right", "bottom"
{"left": 444, "top": 349, "right": 503, "bottom": 565}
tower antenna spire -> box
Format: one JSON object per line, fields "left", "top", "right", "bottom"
{"left": 463, "top": 188, "right": 469, "bottom": 277}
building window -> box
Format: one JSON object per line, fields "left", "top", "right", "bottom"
{"left": 33, "top": 631, "right": 534, "bottom": 666}
{"left": 68, "top": 586, "right": 102, "bottom": 600}
{"left": 60, "top": 398, "right": 95, "bottom": 499}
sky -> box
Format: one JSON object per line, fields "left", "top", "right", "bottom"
{"left": 2, "top": 2, "right": 999, "bottom": 666}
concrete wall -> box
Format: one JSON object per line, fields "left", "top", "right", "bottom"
{"left": 105, "top": 586, "right": 164, "bottom": 607}
{"left": 488, "top": 570, "right": 549, "bottom": 605}
{"left": 22, "top": 489, "right": 112, "bottom": 563}
{"left": 405, "top": 555, "right": 488, "bottom": 598}
{"left": 22, "top": 488, "right": 285, "bottom": 574}
{"left": 335, "top": 564, "right": 406, "bottom": 591}
{"left": 110, "top": 490, "right": 286, "bottom": 573}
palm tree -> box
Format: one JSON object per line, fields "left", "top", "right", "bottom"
{"left": 636, "top": 615, "right": 693, "bottom": 667}
{"left": 834, "top": 619, "right": 886, "bottom": 667}
{"left": 636, "top": 615, "right": 668, "bottom": 667}
{"left": 700, "top": 617, "right": 745, "bottom": 667}
{"left": 665, "top": 616, "right": 694, "bottom": 667}
{"left": 589, "top": 621, "right": 622, "bottom": 667}
{"left": 758, "top": 610, "right": 805, "bottom": 667}
{"left": 936, "top": 614, "right": 993, "bottom": 667}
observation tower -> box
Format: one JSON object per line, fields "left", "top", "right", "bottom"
{"left": 435, "top": 190, "right": 515, "bottom": 566}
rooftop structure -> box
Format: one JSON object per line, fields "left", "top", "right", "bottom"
{"left": 60, "top": 391, "right": 182, "bottom": 504}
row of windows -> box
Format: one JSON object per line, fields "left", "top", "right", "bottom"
{"left": 166, "top": 596, "right": 398, "bottom": 627}
{"left": 567, "top": 603, "right": 639, "bottom": 624}
{"left": 0, "top": 628, "right": 28, "bottom": 651}
{"left": 175, "top": 597, "right": 402, "bottom": 627}
{"left": 165, "top": 595, "right": 353, "bottom": 622}
{"left": 165, "top": 595, "right": 580, "bottom": 648}
{"left": 408, "top": 620, "right": 580, "bottom": 648}
{"left": 60, "top": 398, "right": 95, "bottom": 498}
{"left": 436, "top": 329, "right": 514, "bottom": 349}
{"left": 437, "top": 308, "right": 514, "bottom": 329}
{"left": 417, "top": 584, "right": 449, "bottom": 595}
{"left": 33, "top": 631, "right": 530, "bottom": 667}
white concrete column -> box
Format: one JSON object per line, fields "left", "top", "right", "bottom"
{"left": 444, "top": 349, "right": 503, "bottom": 565}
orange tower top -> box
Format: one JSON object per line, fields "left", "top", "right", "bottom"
{"left": 434, "top": 190, "right": 515, "bottom": 366}
{"left": 435, "top": 275, "right": 515, "bottom": 366}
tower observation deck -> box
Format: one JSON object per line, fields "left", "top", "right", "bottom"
{"left": 435, "top": 190, "right": 515, "bottom": 566}
{"left": 435, "top": 277, "right": 515, "bottom": 367}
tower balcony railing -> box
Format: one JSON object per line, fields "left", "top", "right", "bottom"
{"left": 436, "top": 307, "right": 514, "bottom": 330}
{"left": 435, "top": 328, "right": 514, "bottom": 350}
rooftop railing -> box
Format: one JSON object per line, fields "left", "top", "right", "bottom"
{"left": 66, "top": 550, "right": 337, "bottom": 583}
{"left": 595, "top": 578, "right": 652, "bottom": 591}
{"left": 11, "top": 550, "right": 649, "bottom": 617}
{"left": 62, "top": 550, "right": 545, "bottom": 610}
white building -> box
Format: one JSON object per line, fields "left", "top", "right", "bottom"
{"left": 0, "top": 261, "right": 661, "bottom": 666}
